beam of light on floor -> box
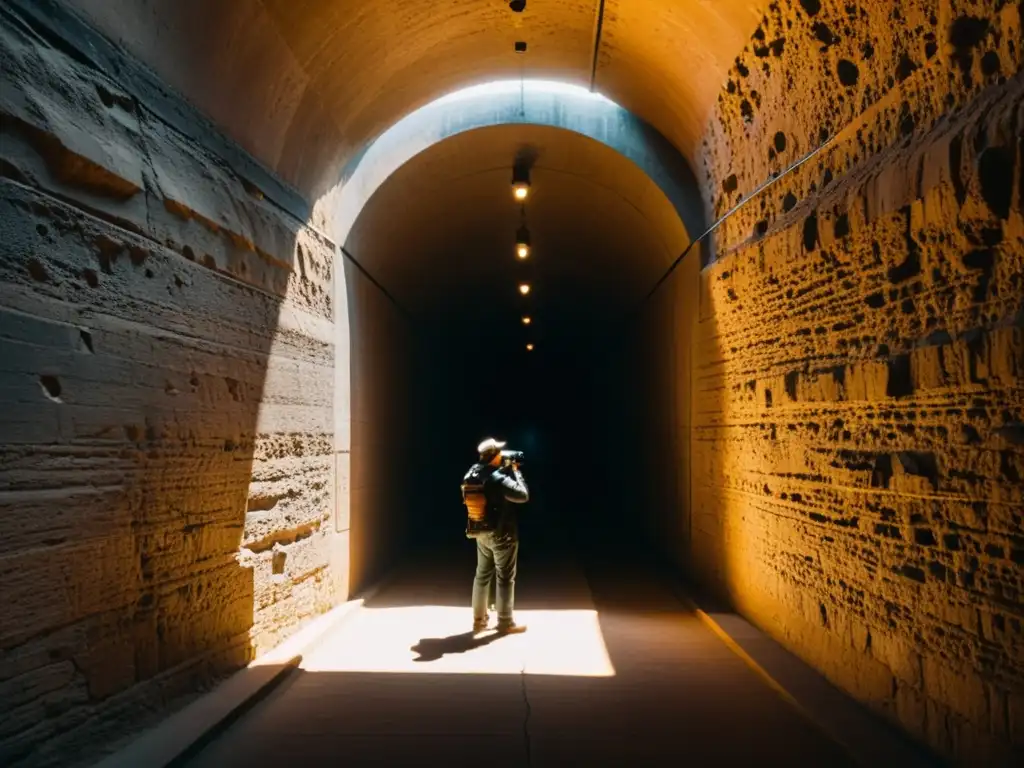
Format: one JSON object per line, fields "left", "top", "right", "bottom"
{"left": 300, "top": 606, "right": 615, "bottom": 677}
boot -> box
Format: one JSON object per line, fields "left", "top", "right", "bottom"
{"left": 496, "top": 618, "right": 527, "bottom": 635}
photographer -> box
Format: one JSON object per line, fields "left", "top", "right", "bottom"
{"left": 461, "top": 437, "right": 529, "bottom": 635}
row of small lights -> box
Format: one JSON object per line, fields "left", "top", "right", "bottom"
{"left": 512, "top": 162, "right": 534, "bottom": 351}
{"left": 510, "top": 2, "right": 534, "bottom": 352}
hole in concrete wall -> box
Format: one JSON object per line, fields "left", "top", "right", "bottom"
{"left": 802, "top": 212, "right": 818, "bottom": 251}
{"left": 514, "top": 41, "right": 527, "bottom": 53}
{"left": 899, "top": 101, "right": 916, "bottom": 138}
{"left": 898, "top": 452, "right": 940, "bottom": 490}
{"left": 774, "top": 132, "right": 787, "bottom": 152}
{"left": 79, "top": 330, "right": 94, "bottom": 354}
{"left": 837, "top": 60, "right": 859, "bottom": 87}
{"left": 871, "top": 453, "right": 894, "bottom": 488}
{"left": 888, "top": 228, "right": 921, "bottom": 284}
{"left": 915, "top": 528, "right": 938, "bottom": 546}
{"left": 1000, "top": 451, "right": 1021, "bottom": 483}
{"left": 740, "top": 99, "right": 754, "bottom": 123}
{"left": 898, "top": 564, "right": 926, "bottom": 583}
{"left": 508, "top": 0, "right": 526, "bottom": 11}
{"left": 272, "top": 550, "right": 286, "bottom": 575}
{"left": 40, "top": 375, "right": 62, "bottom": 402}
{"left": 27, "top": 258, "right": 49, "bottom": 282}
{"left": 813, "top": 22, "right": 837, "bottom": 48}
{"left": 864, "top": 291, "right": 885, "bottom": 308}
{"left": 886, "top": 354, "right": 913, "bottom": 399}
{"left": 962, "top": 248, "right": 994, "bottom": 271}
{"left": 819, "top": 603, "right": 829, "bottom": 627}
{"left": 896, "top": 53, "right": 919, "bottom": 82}
{"left": 784, "top": 370, "right": 799, "bottom": 401}
{"left": 782, "top": 192, "right": 797, "bottom": 212}
{"left": 82, "top": 268, "right": 99, "bottom": 288}
{"left": 949, "top": 16, "right": 989, "bottom": 79}
{"left": 833, "top": 213, "right": 850, "bottom": 239}
{"left": 799, "top": 0, "right": 821, "bottom": 16}
{"left": 981, "top": 51, "right": 1001, "bottom": 77}
{"left": 978, "top": 146, "right": 1014, "bottom": 220}
{"left": 723, "top": 174, "right": 738, "bottom": 193}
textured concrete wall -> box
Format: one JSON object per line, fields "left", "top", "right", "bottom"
{"left": 693, "top": 1, "right": 1023, "bottom": 763}
{"left": 0, "top": 9, "right": 344, "bottom": 766}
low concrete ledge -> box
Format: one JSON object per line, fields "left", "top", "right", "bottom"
{"left": 657, "top": 569, "right": 943, "bottom": 768}
{"left": 91, "top": 586, "right": 381, "bottom": 768}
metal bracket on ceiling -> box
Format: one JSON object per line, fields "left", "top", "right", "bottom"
{"left": 589, "top": 0, "right": 607, "bottom": 92}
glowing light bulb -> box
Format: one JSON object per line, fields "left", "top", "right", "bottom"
{"left": 516, "top": 243, "right": 530, "bottom": 259}
{"left": 522, "top": 316, "right": 531, "bottom": 325}
{"left": 518, "top": 283, "right": 530, "bottom": 295}
{"left": 526, "top": 343, "right": 534, "bottom": 351}
{"left": 513, "top": 184, "right": 529, "bottom": 201}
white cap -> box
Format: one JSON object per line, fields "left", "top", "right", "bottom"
{"left": 477, "top": 437, "right": 506, "bottom": 459}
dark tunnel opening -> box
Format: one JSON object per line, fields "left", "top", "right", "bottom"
{"left": 339, "top": 123, "right": 695, "bottom": 577}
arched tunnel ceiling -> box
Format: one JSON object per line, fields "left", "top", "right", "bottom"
{"left": 66, "top": 0, "right": 764, "bottom": 198}
{"left": 346, "top": 124, "right": 687, "bottom": 328}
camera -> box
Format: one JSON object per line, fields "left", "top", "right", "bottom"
{"left": 500, "top": 449, "right": 525, "bottom": 468}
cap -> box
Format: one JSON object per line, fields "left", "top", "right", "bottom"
{"left": 477, "top": 437, "right": 506, "bottom": 460}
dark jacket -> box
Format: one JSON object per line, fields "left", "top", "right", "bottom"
{"left": 463, "top": 462, "right": 529, "bottom": 539}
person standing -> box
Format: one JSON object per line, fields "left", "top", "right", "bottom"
{"left": 461, "top": 438, "right": 529, "bottom": 634}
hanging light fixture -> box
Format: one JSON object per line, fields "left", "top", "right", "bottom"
{"left": 522, "top": 316, "right": 531, "bottom": 325}
{"left": 518, "top": 283, "right": 530, "bottom": 295}
{"left": 515, "top": 223, "right": 531, "bottom": 259}
{"left": 526, "top": 343, "right": 534, "bottom": 351}
{"left": 511, "top": 160, "right": 530, "bottom": 201}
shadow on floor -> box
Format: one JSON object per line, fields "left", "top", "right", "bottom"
{"left": 410, "top": 630, "right": 506, "bottom": 662}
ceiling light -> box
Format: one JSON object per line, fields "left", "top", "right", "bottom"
{"left": 522, "top": 316, "right": 531, "bottom": 325}
{"left": 518, "top": 283, "right": 530, "bottom": 295}
{"left": 526, "top": 343, "right": 534, "bottom": 351}
{"left": 515, "top": 224, "right": 531, "bottom": 259}
{"left": 511, "top": 162, "right": 530, "bottom": 201}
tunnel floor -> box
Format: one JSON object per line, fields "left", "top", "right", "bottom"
{"left": 179, "top": 546, "right": 855, "bottom": 767}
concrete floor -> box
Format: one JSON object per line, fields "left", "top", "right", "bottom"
{"left": 184, "top": 548, "right": 856, "bottom": 767}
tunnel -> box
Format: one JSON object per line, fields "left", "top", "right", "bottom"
{"left": 0, "top": 1, "right": 1022, "bottom": 766}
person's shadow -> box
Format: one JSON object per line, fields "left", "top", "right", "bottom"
{"left": 410, "top": 630, "right": 504, "bottom": 662}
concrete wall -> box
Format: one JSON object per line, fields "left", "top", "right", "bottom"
{"left": 605, "top": 248, "right": 700, "bottom": 563}
{"left": 0, "top": 8, "right": 346, "bottom": 766}
{"left": 692, "top": 1, "right": 1023, "bottom": 763}
{"left": 345, "top": 261, "right": 417, "bottom": 595}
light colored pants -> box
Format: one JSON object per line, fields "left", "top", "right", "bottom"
{"left": 472, "top": 532, "right": 519, "bottom": 623}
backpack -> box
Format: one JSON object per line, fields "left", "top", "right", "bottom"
{"left": 461, "top": 464, "right": 498, "bottom": 538}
